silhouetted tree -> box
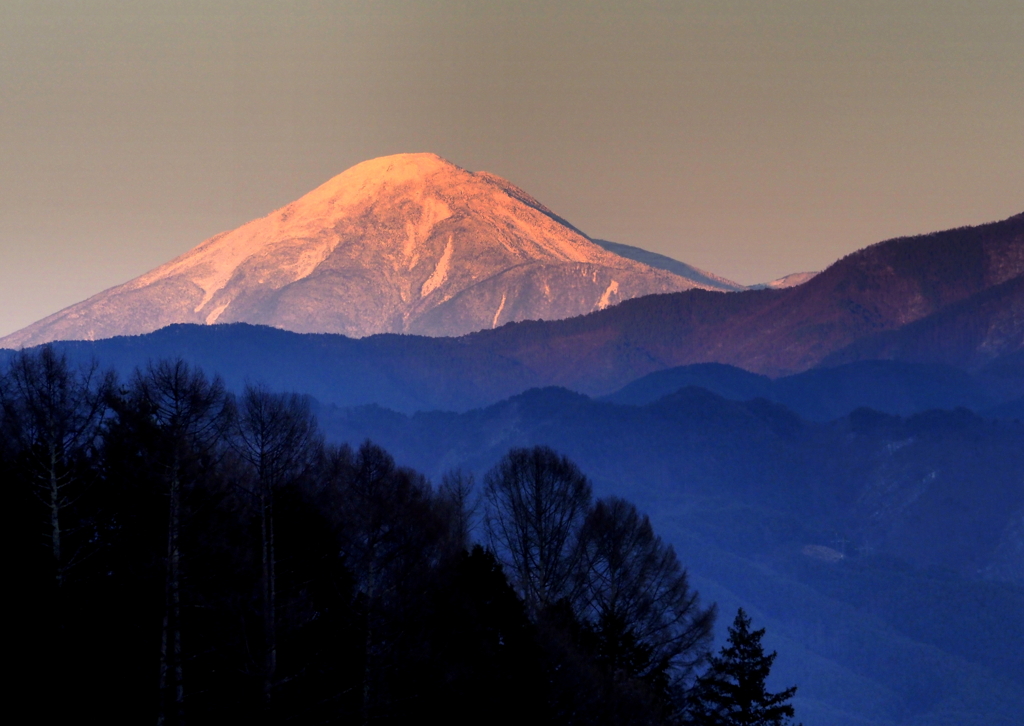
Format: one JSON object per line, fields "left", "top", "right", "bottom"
{"left": 578, "top": 497, "right": 715, "bottom": 694}
{"left": 257, "top": 459, "right": 361, "bottom": 724}
{"left": 413, "top": 545, "right": 549, "bottom": 724}
{"left": 2, "top": 347, "right": 115, "bottom": 721}
{"left": 484, "top": 446, "right": 592, "bottom": 614}
{"left": 581, "top": 495, "right": 716, "bottom": 675}
{"left": 131, "top": 359, "right": 231, "bottom": 726}
{"left": 0, "top": 346, "right": 112, "bottom": 587}
{"left": 685, "top": 609, "right": 799, "bottom": 726}
{"left": 438, "top": 468, "right": 476, "bottom": 550}
{"left": 3, "top": 358, "right": 751, "bottom": 725}
{"left": 320, "top": 441, "right": 458, "bottom": 724}
{"left": 231, "top": 384, "right": 322, "bottom": 709}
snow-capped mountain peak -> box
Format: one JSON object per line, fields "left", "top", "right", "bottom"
{"left": 2, "top": 153, "right": 737, "bottom": 348}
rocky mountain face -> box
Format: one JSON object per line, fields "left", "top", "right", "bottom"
{"left": 1, "top": 153, "right": 736, "bottom": 348}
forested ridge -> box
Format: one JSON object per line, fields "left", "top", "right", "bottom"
{"left": 3, "top": 347, "right": 798, "bottom": 725}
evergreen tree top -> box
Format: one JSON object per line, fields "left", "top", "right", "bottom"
{"left": 686, "top": 608, "right": 800, "bottom": 726}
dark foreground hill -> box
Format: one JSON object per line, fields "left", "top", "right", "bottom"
{"left": 318, "top": 386, "right": 1024, "bottom": 726}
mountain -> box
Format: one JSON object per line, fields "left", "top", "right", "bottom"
{"left": 590, "top": 238, "right": 817, "bottom": 291}
{"left": 1, "top": 153, "right": 736, "bottom": 348}
{"left": 12, "top": 317, "right": 1020, "bottom": 426}
{"left": 319, "top": 386, "right": 1024, "bottom": 582}
{"left": 602, "top": 362, "right": 775, "bottom": 406}
{"left": 686, "top": 211, "right": 1024, "bottom": 374}
{"left": 4, "top": 208, "right": 1023, "bottom": 726}
{"left": 533, "top": 211, "right": 1024, "bottom": 379}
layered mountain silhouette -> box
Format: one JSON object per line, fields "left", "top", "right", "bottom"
{"left": 9, "top": 211, "right": 1021, "bottom": 413}
{"left": 1, "top": 153, "right": 742, "bottom": 348}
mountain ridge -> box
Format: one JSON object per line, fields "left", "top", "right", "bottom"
{"left": 590, "top": 239, "right": 746, "bottom": 291}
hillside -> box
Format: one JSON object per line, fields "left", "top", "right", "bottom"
{"left": 318, "top": 386, "right": 1024, "bottom": 726}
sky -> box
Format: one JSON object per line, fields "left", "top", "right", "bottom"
{"left": 1, "top": 0, "right": 1022, "bottom": 338}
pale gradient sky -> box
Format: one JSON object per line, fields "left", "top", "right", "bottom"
{"left": 2, "top": 0, "right": 1022, "bottom": 339}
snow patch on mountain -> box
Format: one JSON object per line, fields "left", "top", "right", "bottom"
{"left": 597, "top": 280, "right": 620, "bottom": 309}
{"left": 492, "top": 293, "right": 507, "bottom": 329}
{"left": 422, "top": 236, "right": 454, "bottom": 298}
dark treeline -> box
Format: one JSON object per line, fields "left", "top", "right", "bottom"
{"left": 3, "top": 347, "right": 797, "bottom": 725}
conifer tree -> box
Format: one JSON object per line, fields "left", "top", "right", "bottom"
{"left": 685, "top": 608, "right": 799, "bottom": 726}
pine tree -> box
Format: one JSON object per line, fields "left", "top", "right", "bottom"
{"left": 685, "top": 608, "right": 799, "bottom": 726}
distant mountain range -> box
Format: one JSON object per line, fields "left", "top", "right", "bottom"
{"left": 7, "top": 211, "right": 1020, "bottom": 413}
{"left": 1, "top": 153, "right": 748, "bottom": 348}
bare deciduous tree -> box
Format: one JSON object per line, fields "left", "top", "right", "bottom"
{"left": 483, "top": 446, "right": 592, "bottom": 614}
{"left": 439, "top": 468, "right": 476, "bottom": 551}
{"left": 231, "top": 384, "right": 322, "bottom": 708}
{"left": 578, "top": 497, "right": 716, "bottom": 682}
{"left": 132, "top": 359, "right": 230, "bottom": 726}
{"left": 0, "top": 346, "right": 112, "bottom": 588}
{"left": 321, "top": 441, "right": 456, "bottom": 725}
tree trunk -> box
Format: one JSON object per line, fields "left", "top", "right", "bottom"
{"left": 261, "top": 485, "right": 277, "bottom": 708}
{"left": 361, "top": 559, "right": 377, "bottom": 726}
{"left": 158, "top": 465, "right": 184, "bottom": 726}
{"left": 49, "top": 446, "right": 63, "bottom": 589}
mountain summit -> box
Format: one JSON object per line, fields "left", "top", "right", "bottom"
{"left": 3, "top": 153, "right": 734, "bottom": 347}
